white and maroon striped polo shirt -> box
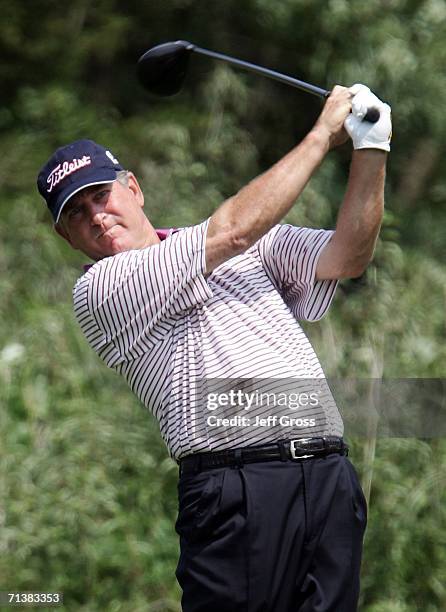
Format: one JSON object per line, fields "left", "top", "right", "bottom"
{"left": 73, "top": 220, "right": 344, "bottom": 459}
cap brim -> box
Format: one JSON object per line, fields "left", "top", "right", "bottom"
{"left": 53, "top": 169, "right": 119, "bottom": 224}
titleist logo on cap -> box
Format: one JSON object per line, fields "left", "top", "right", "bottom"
{"left": 46, "top": 155, "right": 92, "bottom": 193}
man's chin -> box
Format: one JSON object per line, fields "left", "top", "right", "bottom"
{"left": 87, "top": 241, "right": 131, "bottom": 262}
{"left": 108, "top": 239, "right": 130, "bottom": 255}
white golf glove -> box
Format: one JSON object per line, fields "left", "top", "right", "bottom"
{"left": 344, "top": 84, "right": 392, "bottom": 152}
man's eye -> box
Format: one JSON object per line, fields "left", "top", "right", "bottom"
{"left": 68, "top": 206, "right": 82, "bottom": 218}
{"left": 95, "top": 190, "right": 110, "bottom": 201}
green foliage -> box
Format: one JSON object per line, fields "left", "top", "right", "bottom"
{"left": 0, "top": 0, "right": 445, "bottom": 609}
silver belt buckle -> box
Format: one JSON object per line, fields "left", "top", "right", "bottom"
{"left": 290, "top": 438, "right": 315, "bottom": 460}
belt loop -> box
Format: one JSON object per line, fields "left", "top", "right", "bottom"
{"left": 234, "top": 449, "right": 243, "bottom": 469}
{"left": 278, "top": 440, "right": 288, "bottom": 462}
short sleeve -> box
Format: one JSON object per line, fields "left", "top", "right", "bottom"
{"left": 73, "top": 219, "right": 213, "bottom": 367}
{"left": 256, "top": 224, "right": 338, "bottom": 322}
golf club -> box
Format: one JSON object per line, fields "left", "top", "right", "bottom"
{"left": 137, "top": 40, "right": 380, "bottom": 123}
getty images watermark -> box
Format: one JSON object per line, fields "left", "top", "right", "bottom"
{"left": 195, "top": 378, "right": 446, "bottom": 437}
{"left": 206, "top": 388, "right": 320, "bottom": 428}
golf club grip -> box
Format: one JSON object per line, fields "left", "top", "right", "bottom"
{"left": 363, "top": 107, "right": 380, "bottom": 123}
{"left": 325, "top": 91, "right": 380, "bottom": 124}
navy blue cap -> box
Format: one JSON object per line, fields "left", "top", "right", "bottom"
{"left": 37, "top": 139, "right": 123, "bottom": 223}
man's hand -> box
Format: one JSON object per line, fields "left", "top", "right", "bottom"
{"left": 345, "top": 84, "right": 392, "bottom": 151}
{"left": 313, "top": 86, "right": 352, "bottom": 149}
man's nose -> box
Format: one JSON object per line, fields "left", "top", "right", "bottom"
{"left": 91, "top": 210, "right": 107, "bottom": 226}
{"left": 89, "top": 200, "right": 108, "bottom": 226}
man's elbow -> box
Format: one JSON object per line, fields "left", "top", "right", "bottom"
{"left": 229, "top": 229, "right": 252, "bottom": 254}
{"left": 208, "top": 201, "right": 252, "bottom": 257}
{"left": 343, "top": 252, "right": 374, "bottom": 279}
{"left": 343, "top": 229, "right": 381, "bottom": 278}
{"left": 346, "top": 264, "right": 368, "bottom": 279}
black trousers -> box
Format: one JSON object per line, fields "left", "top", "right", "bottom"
{"left": 175, "top": 453, "right": 367, "bottom": 612}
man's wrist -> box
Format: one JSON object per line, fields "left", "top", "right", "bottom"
{"left": 306, "top": 124, "right": 332, "bottom": 154}
{"left": 352, "top": 149, "right": 388, "bottom": 161}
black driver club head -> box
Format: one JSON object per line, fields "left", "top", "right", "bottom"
{"left": 137, "top": 40, "right": 195, "bottom": 96}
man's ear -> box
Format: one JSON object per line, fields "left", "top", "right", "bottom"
{"left": 54, "top": 222, "right": 74, "bottom": 248}
{"left": 127, "top": 172, "right": 145, "bottom": 208}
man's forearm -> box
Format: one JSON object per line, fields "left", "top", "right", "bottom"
{"left": 221, "top": 126, "right": 330, "bottom": 248}
{"left": 205, "top": 126, "right": 331, "bottom": 273}
{"left": 205, "top": 86, "right": 353, "bottom": 273}
{"left": 336, "top": 150, "right": 386, "bottom": 270}
{"left": 315, "top": 149, "right": 386, "bottom": 280}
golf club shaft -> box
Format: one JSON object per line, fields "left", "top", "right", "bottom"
{"left": 189, "top": 44, "right": 329, "bottom": 98}
{"left": 187, "top": 43, "right": 379, "bottom": 122}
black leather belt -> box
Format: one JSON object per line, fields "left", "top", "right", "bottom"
{"left": 178, "top": 437, "right": 348, "bottom": 475}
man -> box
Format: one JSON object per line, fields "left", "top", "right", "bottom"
{"left": 37, "top": 84, "right": 391, "bottom": 611}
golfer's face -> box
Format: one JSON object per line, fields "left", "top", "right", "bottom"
{"left": 56, "top": 175, "right": 156, "bottom": 260}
